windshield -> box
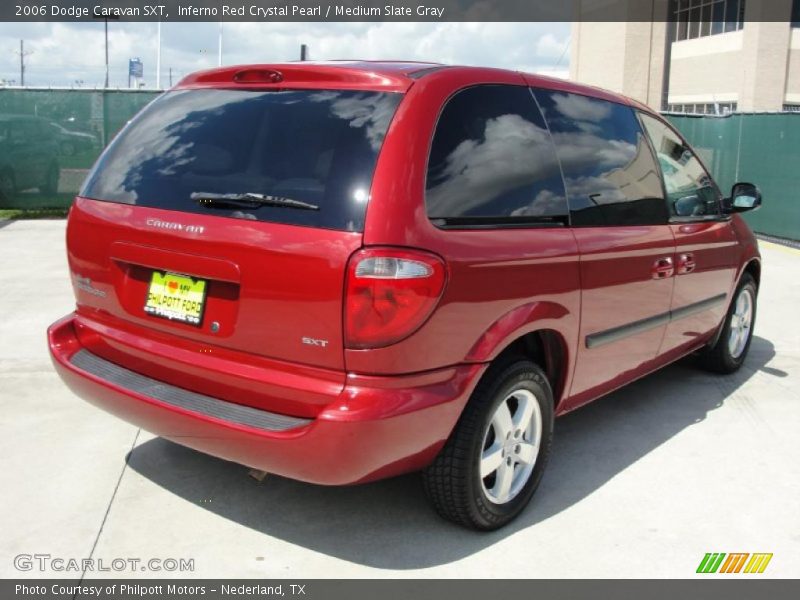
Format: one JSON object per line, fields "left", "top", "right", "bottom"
{"left": 80, "top": 88, "right": 403, "bottom": 231}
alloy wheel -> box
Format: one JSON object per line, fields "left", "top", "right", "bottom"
{"left": 728, "top": 287, "right": 753, "bottom": 359}
{"left": 480, "top": 388, "right": 542, "bottom": 504}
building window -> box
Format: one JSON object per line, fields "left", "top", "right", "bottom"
{"left": 783, "top": 104, "right": 800, "bottom": 112}
{"left": 672, "top": 0, "right": 745, "bottom": 41}
{"left": 667, "top": 102, "right": 737, "bottom": 115}
{"left": 793, "top": 0, "right": 800, "bottom": 27}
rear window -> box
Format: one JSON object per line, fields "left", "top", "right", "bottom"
{"left": 81, "top": 89, "right": 403, "bottom": 231}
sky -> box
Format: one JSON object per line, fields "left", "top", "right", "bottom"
{"left": 0, "top": 21, "right": 570, "bottom": 88}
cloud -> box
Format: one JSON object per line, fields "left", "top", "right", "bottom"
{"left": 426, "top": 113, "right": 564, "bottom": 217}
{"left": 550, "top": 130, "right": 637, "bottom": 171}
{"left": 536, "top": 33, "right": 568, "bottom": 59}
{"left": 0, "top": 21, "right": 570, "bottom": 88}
{"left": 552, "top": 92, "right": 612, "bottom": 122}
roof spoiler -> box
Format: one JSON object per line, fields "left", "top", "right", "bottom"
{"left": 176, "top": 64, "right": 413, "bottom": 92}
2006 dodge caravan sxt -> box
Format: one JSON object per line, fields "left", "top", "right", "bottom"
{"left": 48, "top": 62, "right": 762, "bottom": 530}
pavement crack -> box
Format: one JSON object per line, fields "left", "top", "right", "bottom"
{"left": 76, "top": 427, "right": 141, "bottom": 590}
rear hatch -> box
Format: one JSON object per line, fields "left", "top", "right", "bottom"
{"left": 66, "top": 78, "right": 403, "bottom": 415}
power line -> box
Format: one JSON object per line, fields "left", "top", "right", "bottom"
{"left": 552, "top": 35, "right": 570, "bottom": 72}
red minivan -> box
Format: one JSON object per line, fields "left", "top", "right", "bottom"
{"left": 48, "top": 62, "right": 762, "bottom": 530}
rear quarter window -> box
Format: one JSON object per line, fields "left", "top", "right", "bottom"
{"left": 425, "top": 84, "right": 568, "bottom": 227}
{"left": 81, "top": 89, "right": 402, "bottom": 232}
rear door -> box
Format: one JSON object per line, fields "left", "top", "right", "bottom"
{"left": 533, "top": 89, "right": 676, "bottom": 406}
{"left": 638, "top": 113, "right": 738, "bottom": 355}
{"left": 69, "top": 87, "right": 402, "bottom": 372}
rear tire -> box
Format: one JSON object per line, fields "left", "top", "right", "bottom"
{"left": 422, "top": 357, "right": 554, "bottom": 530}
{"left": 40, "top": 163, "right": 59, "bottom": 195}
{"left": 698, "top": 273, "right": 757, "bottom": 374}
{"left": 0, "top": 169, "right": 15, "bottom": 204}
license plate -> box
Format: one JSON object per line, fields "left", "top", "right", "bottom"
{"left": 144, "top": 271, "right": 208, "bottom": 326}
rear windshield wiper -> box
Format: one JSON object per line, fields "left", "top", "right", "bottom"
{"left": 191, "top": 192, "right": 319, "bottom": 211}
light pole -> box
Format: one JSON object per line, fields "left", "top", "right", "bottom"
{"left": 93, "top": 12, "right": 119, "bottom": 88}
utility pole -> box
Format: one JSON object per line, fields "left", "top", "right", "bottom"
{"left": 300, "top": 44, "right": 308, "bottom": 61}
{"left": 16, "top": 40, "right": 33, "bottom": 86}
{"left": 155, "top": 21, "right": 161, "bottom": 89}
{"left": 217, "top": 21, "right": 223, "bottom": 66}
{"left": 104, "top": 19, "right": 109, "bottom": 87}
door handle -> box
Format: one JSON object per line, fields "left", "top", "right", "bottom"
{"left": 677, "top": 252, "right": 696, "bottom": 274}
{"left": 651, "top": 256, "right": 675, "bottom": 279}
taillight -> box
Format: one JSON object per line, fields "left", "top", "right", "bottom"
{"left": 345, "top": 248, "right": 447, "bottom": 349}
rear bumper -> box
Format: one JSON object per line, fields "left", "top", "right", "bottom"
{"left": 48, "top": 313, "right": 485, "bottom": 485}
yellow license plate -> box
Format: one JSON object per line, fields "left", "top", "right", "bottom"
{"left": 144, "top": 271, "right": 208, "bottom": 326}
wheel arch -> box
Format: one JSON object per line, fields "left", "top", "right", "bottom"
{"left": 491, "top": 329, "right": 570, "bottom": 410}
{"left": 467, "top": 315, "right": 573, "bottom": 412}
{"left": 742, "top": 257, "right": 761, "bottom": 289}
{"left": 464, "top": 301, "right": 576, "bottom": 411}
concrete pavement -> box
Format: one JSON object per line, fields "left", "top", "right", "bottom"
{"left": 1, "top": 220, "right": 798, "bottom": 578}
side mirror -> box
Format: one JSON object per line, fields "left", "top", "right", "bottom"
{"left": 723, "top": 182, "right": 762, "bottom": 213}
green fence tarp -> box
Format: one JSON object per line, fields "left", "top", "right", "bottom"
{"left": 1, "top": 89, "right": 799, "bottom": 241}
{"left": 0, "top": 88, "right": 159, "bottom": 209}
{"left": 666, "top": 113, "right": 800, "bottom": 241}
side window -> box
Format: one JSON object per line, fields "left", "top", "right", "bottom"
{"left": 533, "top": 89, "right": 667, "bottom": 227}
{"left": 425, "top": 84, "right": 567, "bottom": 225}
{"left": 639, "top": 113, "right": 721, "bottom": 218}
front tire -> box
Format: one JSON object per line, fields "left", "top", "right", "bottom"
{"left": 422, "top": 358, "right": 554, "bottom": 530}
{"left": 699, "top": 272, "right": 757, "bottom": 374}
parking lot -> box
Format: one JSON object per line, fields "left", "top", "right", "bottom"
{"left": 1, "top": 219, "right": 798, "bottom": 579}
